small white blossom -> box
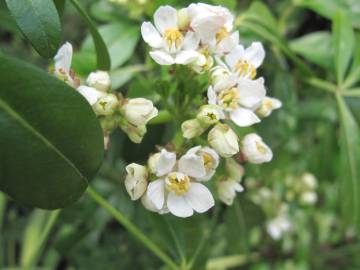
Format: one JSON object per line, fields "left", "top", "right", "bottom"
{"left": 86, "top": 70, "right": 111, "bottom": 92}
{"left": 208, "top": 124, "right": 239, "bottom": 158}
{"left": 146, "top": 149, "right": 214, "bottom": 218}
{"left": 181, "top": 118, "right": 207, "bottom": 139}
{"left": 121, "top": 98, "right": 158, "bottom": 126}
{"left": 267, "top": 214, "right": 292, "bottom": 240}
{"left": 300, "top": 191, "right": 317, "bottom": 205}
{"left": 125, "top": 163, "right": 148, "bottom": 200}
{"left": 54, "top": 42, "right": 74, "bottom": 85}
{"left": 119, "top": 123, "right": 147, "bottom": 144}
{"left": 196, "top": 104, "right": 224, "bottom": 125}
{"left": 225, "top": 42, "right": 265, "bottom": 79}
{"left": 241, "top": 133, "right": 273, "bottom": 164}
{"left": 301, "top": 173, "right": 317, "bottom": 190}
{"left": 93, "top": 94, "right": 119, "bottom": 116}
{"left": 208, "top": 78, "right": 265, "bottom": 127}
{"left": 77, "top": 86, "right": 105, "bottom": 106}
{"left": 256, "top": 97, "right": 282, "bottom": 118}
{"left": 141, "top": 6, "right": 200, "bottom": 65}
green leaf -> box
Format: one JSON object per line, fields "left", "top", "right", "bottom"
{"left": 54, "top": 0, "right": 66, "bottom": 18}
{"left": 0, "top": 55, "right": 104, "bottom": 209}
{"left": 332, "top": 11, "right": 355, "bottom": 84}
{"left": 290, "top": 31, "right": 334, "bottom": 71}
{"left": 5, "top": 0, "right": 61, "bottom": 58}
{"left": 81, "top": 22, "right": 140, "bottom": 70}
{"left": 242, "top": 1, "right": 278, "bottom": 34}
{"left": 296, "top": 0, "right": 360, "bottom": 29}
{"left": 69, "top": 0, "right": 111, "bottom": 70}
{"left": 336, "top": 94, "right": 360, "bottom": 231}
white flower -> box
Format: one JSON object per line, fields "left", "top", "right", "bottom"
{"left": 208, "top": 77, "right": 265, "bottom": 127}
{"left": 121, "top": 98, "right": 158, "bottom": 126}
{"left": 208, "top": 124, "right": 239, "bottom": 158}
{"left": 185, "top": 146, "right": 220, "bottom": 181}
{"left": 93, "top": 94, "right": 119, "bottom": 116}
{"left": 301, "top": 173, "right": 317, "bottom": 190}
{"left": 54, "top": 42, "right": 74, "bottom": 85}
{"left": 125, "top": 163, "right": 148, "bottom": 200}
{"left": 181, "top": 118, "right": 207, "bottom": 139}
{"left": 256, "top": 97, "right": 282, "bottom": 118}
{"left": 86, "top": 70, "right": 111, "bottom": 92}
{"left": 196, "top": 104, "right": 224, "bottom": 125}
{"left": 77, "top": 86, "right": 105, "bottom": 106}
{"left": 141, "top": 192, "right": 169, "bottom": 214}
{"left": 241, "top": 133, "right": 273, "bottom": 164}
{"left": 141, "top": 6, "right": 200, "bottom": 65}
{"left": 217, "top": 158, "right": 245, "bottom": 205}
{"left": 146, "top": 149, "right": 214, "bottom": 218}
{"left": 148, "top": 153, "right": 161, "bottom": 174}
{"left": 300, "top": 191, "right": 317, "bottom": 205}
{"left": 225, "top": 42, "right": 265, "bottom": 79}
{"left": 267, "top": 214, "right": 292, "bottom": 240}
{"left": 190, "top": 49, "right": 214, "bottom": 73}
{"left": 210, "top": 66, "right": 236, "bottom": 92}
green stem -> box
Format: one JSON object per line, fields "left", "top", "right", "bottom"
{"left": 305, "top": 77, "right": 337, "bottom": 93}
{"left": 342, "top": 89, "right": 360, "bottom": 97}
{"left": 206, "top": 254, "right": 258, "bottom": 269}
{"left": 23, "top": 210, "right": 60, "bottom": 270}
{"left": 0, "top": 193, "right": 7, "bottom": 268}
{"left": 149, "top": 110, "right": 172, "bottom": 125}
{"left": 86, "top": 186, "right": 179, "bottom": 270}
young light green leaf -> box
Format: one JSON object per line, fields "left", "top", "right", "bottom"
{"left": 290, "top": 31, "right": 334, "bottom": 71}
{"left": 5, "top": 0, "right": 61, "bottom": 58}
{"left": 69, "top": 0, "right": 111, "bottom": 70}
{"left": 0, "top": 55, "right": 104, "bottom": 209}
{"left": 336, "top": 94, "right": 360, "bottom": 231}
{"left": 332, "top": 11, "right": 355, "bottom": 84}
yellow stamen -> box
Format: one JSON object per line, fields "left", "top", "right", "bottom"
{"left": 216, "top": 27, "right": 230, "bottom": 44}
{"left": 256, "top": 142, "right": 267, "bottom": 154}
{"left": 163, "top": 28, "right": 183, "bottom": 50}
{"left": 234, "top": 60, "right": 257, "bottom": 79}
{"left": 218, "top": 87, "right": 240, "bottom": 110}
{"left": 166, "top": 173, "right": 190, "bottom": 196}
{"left": 202, "top": 152, "right": 214, "bottom": 170}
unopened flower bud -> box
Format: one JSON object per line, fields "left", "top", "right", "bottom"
{"left": 181, "top": 118, "right": 208, "bottom": 139}
{"left": 177, "top": 8, "right": 190, "bottom": 30}
{"left": 301, "top": 173, "right": 317, "bottom": 190}
{"left": 241, "top": 133, "right": 273, "bottom": 164}
{"left": 300, "top": 191, "right": 317, "bottom": 205}
{"left": 93, "top": 94, "right": 119, "bottom": 116}
{"left": 190, "top": 52, "right": 214, "bottom": 74}
{"left": 148, "top": 153, "right": 161, "bottom": 174}
{"left": 125, "top": 163, "right": 148, "bottom": 200}
{"left": 256, "top": 97, "right": 282, "bottom": 118}
{"left": 225, "top": 158, "right": 244, "bottom": 180}
{"left": 121, "top": 98, "right": 158, "bottom": 126}
{"left": 217, "top": 178, "right": 244, "bottom": 206}
{"left": 197, "top": 105, "right": 224, "bottom": 125}
{"left": 208, "top": 124, "right": 239, "bottom": 158}
{"left": 86, "top": 71, "right": 111, "bottom": 92}
{"left": 210, "top": 66, "right": 232, "bottom": 91}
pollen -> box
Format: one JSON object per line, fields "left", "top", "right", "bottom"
{"left": 163, "top": 28, "right": 183, "bottom": 50}
{"left": 218, "top": 87, "right": 240, "bottom": 110}
{"left": 166, "top": 173, "right": 190, "bottom": 196}
{"left": 207, "top": 112, "right": 217, "bottom": 121}
{"left": 234, "top": 60, "right": 257, "bottom": 79}
{"left": 216, "top": 27, "right": 230, "bottom": 44}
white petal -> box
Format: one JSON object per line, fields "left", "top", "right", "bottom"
{"left": 179, "top": 153, "right": 206, "bottom": 178}
{"left": 216, "top": 31, "right": 239, "bottom": 55}
{"left": 213, "top": 74, "right": 238, "bottom": 92}
{"left": 245, "top": 42, "right": 265, "bottom": 68}
{"left": 77, "top": 86, "right": 104, "bottom": 105}
{"left": 202, "top": 146, "right": 220, "bottom": 168}
{"left": 54, "top": 42, "right": 73, "bottom": 74}
{"left": 167, "top": 192, "right": 194, "bottom": 218}
{"left": 230, "top": 108, "right": 261, "bottom": 127}
{"left": 156, "top": 149, "right": 176, "bottom": 176}
{"left": 141, "top": 22, "right": 163, "bottom": 48}
{"left": 149, "top": 50, "right": 175, "bottom": 65}
{"left": 184, "top": 183, "right": 214, "bottom": 213}
{"left": 147, "top": 179, "right": 165, "bottom": 210}
{"left": 237, "top": 79, "right": 266, "bottom": 108}
{"left": 225, "top": 45, "right": 245, "bottom": 70}
{"left": 154, "top": 5, "right": 178, "bottom": 34}
{"left": 185, "top": 145, "right": 202, "bottom": 156}
{"left": 175, "top": 50, "right": 199, "bottom": 65}
{"left": 207, "top": 86, "right": 217, "bottom": 105}
{"left": 182, "top": 31, "right": 200, "bottom": 50}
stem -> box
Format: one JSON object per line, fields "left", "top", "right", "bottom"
{"left": 206, "top": 254, "right": 258, "bottom": 269}
{"left": 23, "top": 210, "right": 60, "bottom": 270}
{"left": 342, "top": 89, "right": 360, "bottom": 97}
{"left": 305, "top": 77, "right": 337, "bottom": 94}
{"left": 0, "top": 192, "right": 5, "bottom": 268}
{"left": 86, "top": 186, "right": 179, "bottom": 270}
{"left": 149, "top": 110, "right": 172, "bottom": 125}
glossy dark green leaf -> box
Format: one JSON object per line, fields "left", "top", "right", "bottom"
{"left": 54, "top": 0, "right": 66, "bottom": 18}
{"left": 336, "top": 95, "right": 360, "bottom": 231}
{"left": 0, "top": 55, "right": 104, "bottom": 209}
{"left": 332, "top": 11, "right": 355, "bottom": 84}
{"left": 69, "top": 0, "right": 111, "bottom": 71}
{"left": 5, "top": 0, "right": 61, "bottom": 58}
{"left": 290, "top": 31, "right": 334, "bottom": 71}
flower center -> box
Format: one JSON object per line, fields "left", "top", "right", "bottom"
{"left": 202, "top": 152, "right": 214, "bottom": 170}
{"left": 166, "top": 172, "right": 190, "bottom": 196}
{"left": 215, "top": 27, "right": 230, "bottom": 44}
{"left": 163, "top": 28, "right": 183, "bottom": 50}
{"left": 234, "top": 60, "right": 257, "bottom": 79}
{"left": 218, "top": 87, "right": 239, "bottom": 110}
{"left": 256, "top": 142, "right": 267, "bottom": 154}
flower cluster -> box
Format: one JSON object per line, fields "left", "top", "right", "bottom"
{"left": 52, "top": 42, "right": 158, "bottom": 146}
